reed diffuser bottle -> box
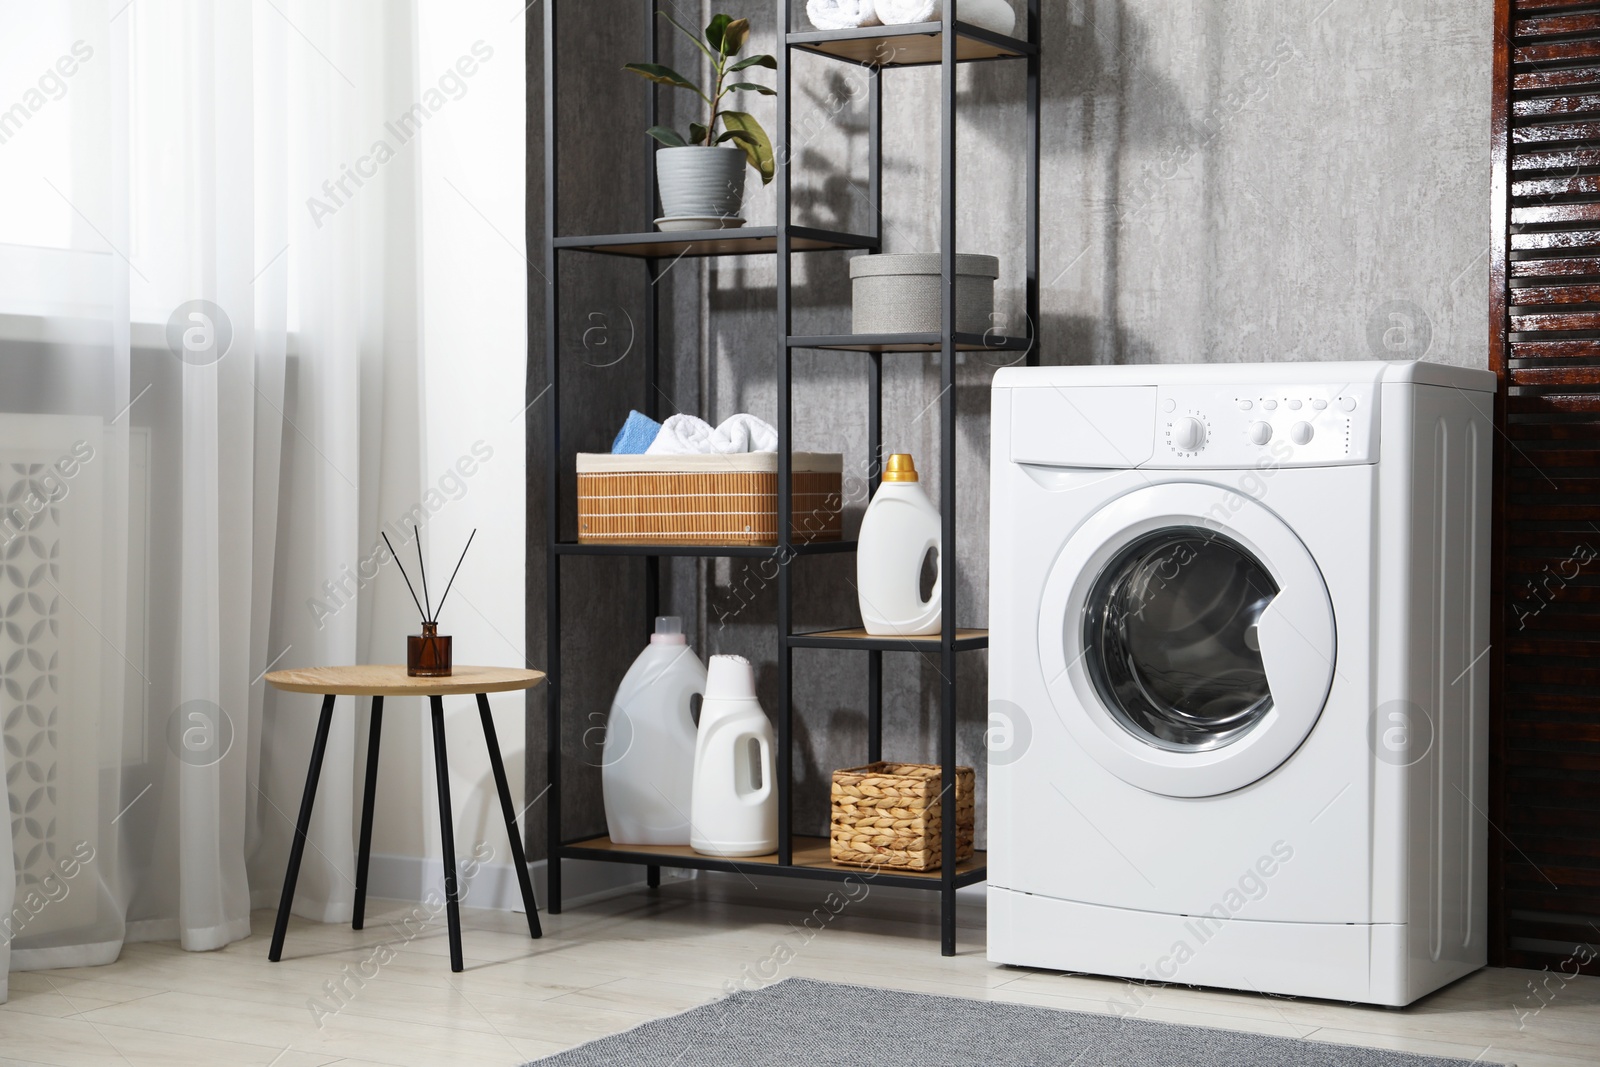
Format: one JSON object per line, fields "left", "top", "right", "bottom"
{"left": 383, "top": 526, "right": 475, "bottom": 678}
{"left": 408, "top": 621, "right": 452, "bottom": 677}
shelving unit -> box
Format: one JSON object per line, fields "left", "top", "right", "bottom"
{"left": 539, "top": 0, "right": 1040, "bottom": 955}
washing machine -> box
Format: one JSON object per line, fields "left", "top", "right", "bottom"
{"left": 987, "top": 360, "right": 1493, "bottom": 1006}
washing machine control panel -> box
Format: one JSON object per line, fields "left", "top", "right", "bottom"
{"left": 1155, "top": 383, "right": 1376, "bottom": 467}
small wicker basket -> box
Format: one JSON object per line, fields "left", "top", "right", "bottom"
{"left": 830, "top": 761, "right": 975, "bottom": 872}
{"left": 576, "top": 452, "right": 843, "bottom": 547}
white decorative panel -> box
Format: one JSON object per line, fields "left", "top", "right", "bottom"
{"left": 0, "top": 415, "right": 104, "bottom": 936}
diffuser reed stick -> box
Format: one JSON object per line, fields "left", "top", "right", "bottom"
{"left": 430, "top": 529, "right": 476, "bottom": 624}
{"left": 381, "top": 530, "right": 427, "bottom": 622}
{"left": 382, "top": 528, "right": 476, "bottom": 627}
{"left": 415, "top": 525, "right": 432, "bottom": 621}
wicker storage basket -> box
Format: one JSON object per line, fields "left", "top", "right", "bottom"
{"left": 830, "top": 761, "right": 975, "bottom": 872}
{"left": 576, "top": 452, "right": 843, "bottom": 547}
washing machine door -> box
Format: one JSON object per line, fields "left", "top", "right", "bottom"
{"left": 1037, "top": 483, "right": 1336, "bottom": 797}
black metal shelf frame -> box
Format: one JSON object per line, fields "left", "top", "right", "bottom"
{"left": 561, "top": 836, "right": 991, "bottom": 891}
{"left": 788, "top": 21, "right": 1036, "bottom": 66}
{"left": 554, "top": 540, "right": 856, "bottom": 558}
{"left": 540, "top": 1, "right": 1041, "bottom": 956}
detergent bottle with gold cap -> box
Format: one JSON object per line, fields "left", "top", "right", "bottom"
{"left": 857, "top": 453, "right": 942, "bottom": 636}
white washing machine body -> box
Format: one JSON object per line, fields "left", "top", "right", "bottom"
{"left": 987, "top": 361, "right": 1492, "bottom": 1007}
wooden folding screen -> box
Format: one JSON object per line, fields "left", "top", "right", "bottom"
{"left": 1491, "top": 0, "right": 1600, "bottom": 973}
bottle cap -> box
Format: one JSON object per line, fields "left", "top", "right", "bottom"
{"left": 883, "top": 454, "right": 918, "bottom": 482}
{"left": 705, "top": 654, "right": 757, "bottom": 700}
{"left": 651, "top": 616, "right": 687, "bottom": 645}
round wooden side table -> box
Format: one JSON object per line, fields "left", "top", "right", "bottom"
{"left": 264, "top": 665, "right": 546, "bottom": 972}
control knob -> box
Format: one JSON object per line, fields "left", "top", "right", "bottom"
{"left": 1248, "top": 422, "right": 1273, "bottom": 446}
{"left": 1290, "top": 421, "right": 1315, "bottom": 445}
{"left": 1171, "top": 417, "right": 1207, "bottom": 452}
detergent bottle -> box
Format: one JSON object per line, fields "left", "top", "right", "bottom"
{"left": 689, "top": 655, "right": 778, "bottom": 857}
{"left": 857, "top": 453, "right": 942, "bottom": 635}
{"left": 601, "top": 617, "right": 706, "bottom": 845}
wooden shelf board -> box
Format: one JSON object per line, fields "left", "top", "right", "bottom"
{"left": 789, "top": 627, "right": 990, "bottom": 651}
{"left": 790, "top": 332, "right": 1031, "bottom": 353}
{"left": 556, "top": 539, "right": 854, "bottom": 558}
{"left": 554, "top": 226, "right": 877, "bottom": 259}
{"left": 804, "top": 627, "right": 986, "bottom": 643}
{"left": 789, "top": 22, "right": 1034, "bottom": 67}
{"left": 564, "top": 834, "right": 987, "bottom": 884}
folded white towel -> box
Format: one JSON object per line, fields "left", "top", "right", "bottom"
{"left": 875, "top": 0, "right": 1015, "bottom": 35}
{"left": 807, "top": 0, "right": 881, "bottom": 30}
{"left": 646, "top": 414, "right": 779, "bottom": 455}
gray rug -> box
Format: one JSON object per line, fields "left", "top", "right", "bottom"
{"left": 525, "top": 978, "right": 1505, "bottom": 1066}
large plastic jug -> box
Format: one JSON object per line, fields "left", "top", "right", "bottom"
{"left": 857, "top": 453, "right": 942, "bottom": 635}
{"left": 601, "top": 616, "right": 707, "bottom": 845}
{"left": 689, "top": 655, "right": 778, "bottom": 857}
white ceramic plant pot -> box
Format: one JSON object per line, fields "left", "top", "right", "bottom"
{"left": 655, "top": 146, "right": 747, "bottom": 224}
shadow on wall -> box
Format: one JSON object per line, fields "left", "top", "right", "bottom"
{"left": 1049, "top": 0, "right": 1208, "bottom": 367}
{"left": 1013, "top": 0, "right": 1289, "bottom": 366}
{"left": 1046, "top": 311, "right": 1164, "bottom": 367}
{"left": 793, "top": 69, "right": 873, "bottom": 237}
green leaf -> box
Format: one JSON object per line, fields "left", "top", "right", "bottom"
{"left": 704, "top": 14, "right": 732, "bottom": 53}
{"left": 729, "top": 54, "right": 777, "bottom": 72}
{"left": 727, "top": 82, "right": 776, "bottom": 96}
{"left": 721, "top": 18, "right": 750, "bottom": 56}
{"left": 623, "top": 62, "right": 701, "bottom": 94}
{"left": 720, "top": 110, "right": 775, "bottom": 185}
{"left": 657, "top": 10, "right": 716, "bottom": 62}
{"left": 647, "top": 125, "right": 688, "bottom": 147}
{"left": 716, "top": 129, "right": 757, "bottom": 147}
{"left": 689, "top": 122, "right": 710, "bottom": 146}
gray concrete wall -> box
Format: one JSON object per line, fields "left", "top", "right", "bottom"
{"left": 527, "top": 0, "right": 1492, "bottom": 855}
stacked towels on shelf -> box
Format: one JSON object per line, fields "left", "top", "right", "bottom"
{"left": 806, "top": 0, "right": 880, "bottom": 29}
{"left": 649, "top": 413, "right": 778, "bottom": 454}
{"left": 807, "top": 0, "right": 1016, "bottom": 34}
{"left": 610, "top": 410, "right": 780, "bottom": 455}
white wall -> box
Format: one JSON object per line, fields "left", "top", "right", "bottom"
{"left": 366, "top": 0, "right": 527, "bottom": 876}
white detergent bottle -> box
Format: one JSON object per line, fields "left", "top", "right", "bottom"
{"left": 601, "top": 616, "right": 707, "bottom": 845}
{"left": 857, "top": 453, "right": 942, "bottom": 636}
{"left": 690, "top": 655, "right": 778, "bottom": 857}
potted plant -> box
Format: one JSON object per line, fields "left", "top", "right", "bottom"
{"left": 625, "top": 11, "right": 776, "bottom": 230}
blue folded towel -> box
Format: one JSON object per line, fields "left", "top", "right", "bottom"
{"left": 611, "top": 410, "right": 662, "bottom": 454}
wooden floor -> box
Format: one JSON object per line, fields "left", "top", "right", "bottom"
{"left": 1, "top": 875, "right": 1596, "bottom": 1066}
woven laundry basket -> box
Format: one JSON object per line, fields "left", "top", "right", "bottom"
{"left": 849, "top": 253, "right": 999, "bottom": 335}
{"left": 830, "top": 761, "right": 975, "bottom": 872}
{"left": 576, "top": 452, "right": 843, "bottom": 547}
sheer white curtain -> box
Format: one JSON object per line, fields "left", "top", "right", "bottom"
{"left": 0, "top": 0, "right": 431, "bottom": 997}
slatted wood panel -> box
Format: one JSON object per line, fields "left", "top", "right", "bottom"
{"left": 1494, "top": 0, "right": 1600, "bottom": 974}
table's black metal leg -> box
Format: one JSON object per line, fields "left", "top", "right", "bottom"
{"left": 430, "top": 695, "right": 464, "bottom": 972}
{"left": 647, "top": 865, "right": 661, "bottom": 888}
{"left": 353, "top": 695, "right": 383, "bottom": 930}
{"left": 269, "top": 693, "right": 336, "bottom": 962}
{"left": 475, "top": 692, "right": 542, "bottom": 939}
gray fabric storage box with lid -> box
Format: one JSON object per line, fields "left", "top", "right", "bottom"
{"left": 849, "top": 253, "right": 999, "bottom": 335}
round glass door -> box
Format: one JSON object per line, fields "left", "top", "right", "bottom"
{"left": 1035, "top": 483, "right": 1337, "bottom": 797}
{"left": 1082, "top": 528, "right": 1278, "bottom": 752}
